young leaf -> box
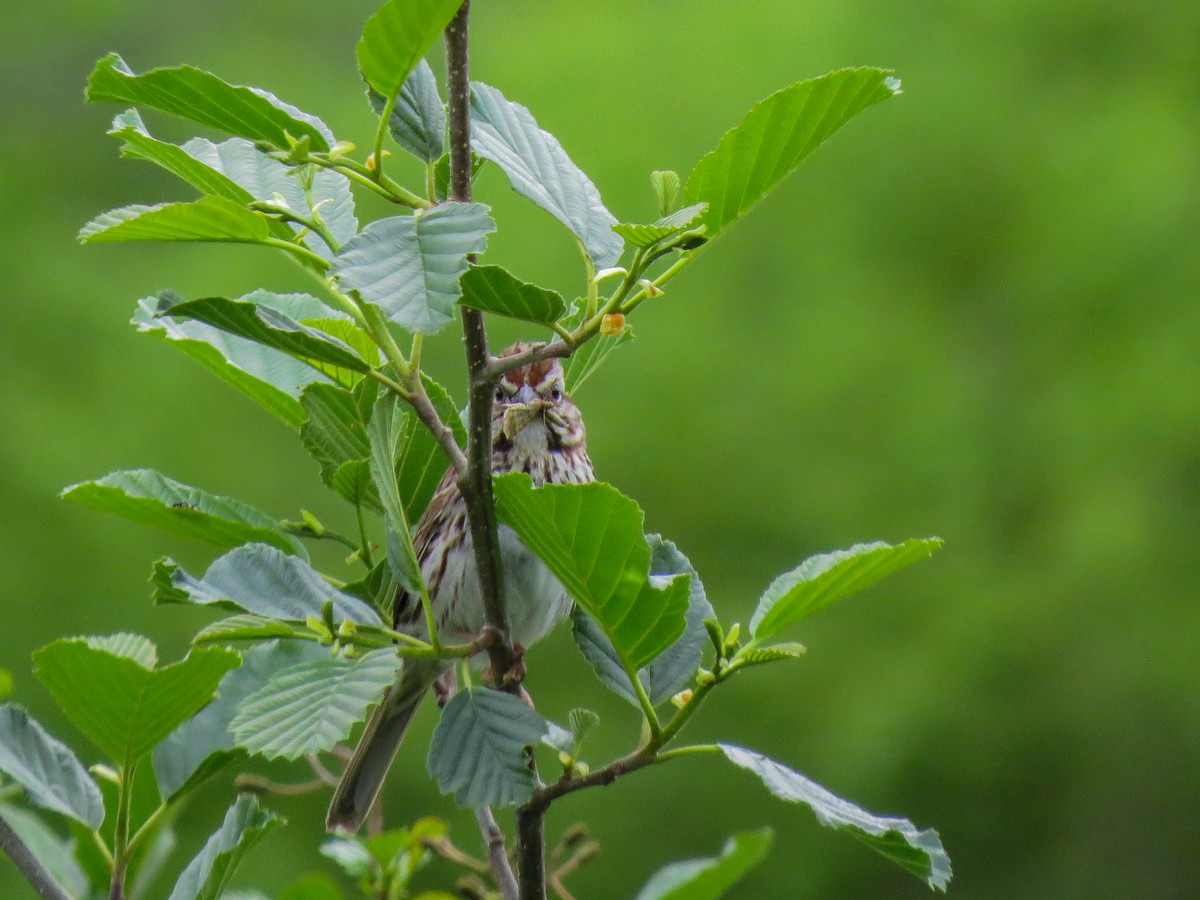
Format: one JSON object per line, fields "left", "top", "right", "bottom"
{"left": 167, "top": 794, "right": 284, "bottom": 900}
{"left": 152, "top": 543, "right": 384, "bottom": 626}
{"left": 367, "top": 59, "right": 445, "bottom": 163}
{"left": 230, "top": 649, "right": 401, "bottom": 759}
{"left": 459, "top": 265, "right": 567, "bottom": 325}
{"left": 470, "top": 82, "right": 623, "bottom": 269}
{"left": 718, "top": 745, "right": 951, "bottom": 891}
{"left": 87, "top": 53, "right": 333, "bottom": 151}
{"left": 79, "top": 198, "right": 272, "bottom": 244}
{"left": 685, "top": 68, "right": 900, "bottom": 240}
{"left": 61, "top": 468, "right": 305, "bottom": 556}
{"left": 182, "top": 136, "right": 357, "bottom": 256}
{"left": 612, "top": 203, "right": 708, "bottom": 250}
{"left": 0, "top": 803, "right": 89, "bottom": 899}
{"left": 332, "top": 203, "right": 495, "bottom": 334}
{"left": 357, "top": 0, "right": 463, "bottom": 99}
{"left": 154, "top": 641, "right": 329, "bottom": 802}
{"left": 32, "top": 638, "right": 239, "bottom": 766}
{"left": 427, "top": 686, "right": 548, "bottom": 808}
{"left": 651, "top": 170, "right": 682, "bottom": 217}
{"left": 0, "top": 705, "right": 105, "bottom": 828}
{"left": 572, "top": 536, "right": 715, "bottom": 706}
{"left": 154, "top": 291, "right": 371, "bottom": 377}
{"left": 734, "top": 643, "right": 806, "bottom": 669}
{"left": 493, "top": 474, "right": 690, "bottom": 673}
{"left": 133, "top": 294, "right": 334, "bottom": 428}
{"left": 193, "top": 615, "right": 299, "bottom": 645}
{"left": 749, "top": 538, "right": 942, "bottom": 640}
{"left": 301, "top": 381, "right": 378, "bottom": 506}
{"left": 634, "top": 828, "right": 773, "bottom": 900}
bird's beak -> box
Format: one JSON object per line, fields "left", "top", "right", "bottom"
{"left": 502, "top": 400, "right": 550, "bottom": 440}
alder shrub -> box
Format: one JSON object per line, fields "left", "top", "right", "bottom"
{"left": 0, "top": 3, "right": 951, "bottom": 898}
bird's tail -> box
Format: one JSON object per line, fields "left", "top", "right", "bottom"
{"left": 326, "top": 659, "right": 444, "bottom": 832}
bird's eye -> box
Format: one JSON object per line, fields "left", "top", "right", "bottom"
{"left": 549, "top": 387, "right": 562, "bottom": 402}
{"left": 495, "top": 386, "right": 506, "bottom": 403}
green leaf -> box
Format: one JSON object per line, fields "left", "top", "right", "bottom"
{"left": 469, "top": 82, "right": 623, "bottom": 268}
{"left": 651, "top": 170, "right": 682, "bottom": 216}
{"left": 749, "top": 538, "right": 942, "bottom": 640}
{"left": 151, "top": 543, "right": 384, "bottom": 626}
{"left": 459, "top": 265, "right": 566, "bottom": 325}
{"left": 181, "top": 136, "right": 357, "bottom": 258}
{"left": 634, "top": 828, "right": 773, "bottom": 900}
{"left": 332, "top": 203, "right": 494, "bottom": 334}
{"left": 320, "top": 837, "right": 376, "bottom": 878}
{"left": 735, "top": 643, "right": 806, "bottom": 669}
{"left": 718, "top": 745, "right": 951, "bottom": 891}
{"left": 394, "top": 375, "right": 466, "bottom": 525}
{"left": 685, "top": 68, "right": 900, "bottom": 240}
{"left": 427, "top": 686, "right": 548, "bottom": 808}
{"left": 32, "top": 637, "right": 239, "bottom": 765}
{"left": 230, "top": 648, "right": 401, "bottom": 759}
{"left": 612, "top": 203, "right": 708, "bottom": 249}
{"left": 133, "top": 292, "right": 335, "bottom": 428}
{"left": 367, "top": 59, "right": 445, "bottom": 163}
{"left": 493, "top": 474, "right": 690, "bottom": 672}
{"left": 369, "top": 394, "right": 423, "bottom": 593}
{"left": 61, "top": 467, "right": 305, "bottom": 556}
{"left": 79, "top": 198, "right": 272, "bottom": 244}
{"left": 572, "top": 536, "right": 714, "bottom": 706}
{"left": 87, "top": 53, "right": 332, "bottom": 151}
{"left": 155, "top": 291, "right": 371, "bottom": 376}
{"left": 0, "top": 705, "right": 104, "bottom": 827}
{"left": 0, "top": 803, "right": 89, "bottom": 899}
{"left": 168, "top": 794, "right": 284, "bottom": 900}
{"left": 193, "top": 615, "right": 299, "bottom": 645}
{"left": 301, "top": 381, "right": 378, "bottom": 507}
{"left": 154, "top": 642, "right": 328, "bottom": 801}
{"left": 357, "top": 0, "right": 463, "bottom": 98}
{"left": 302, "top": 317, "right": 381, "bottom": 386}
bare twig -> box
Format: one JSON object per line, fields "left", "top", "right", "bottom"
{"left": 476, "top": 806, "right": 519, "bottom": 900}
{"left": 0, "top": 813, "right": 72, "bottom": 900}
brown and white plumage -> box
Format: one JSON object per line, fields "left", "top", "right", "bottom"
{"left": 327, "top": 344, "right": 594, "bottom": 832}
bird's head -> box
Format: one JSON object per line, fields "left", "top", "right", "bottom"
{"left": 492, "top": 342, "right": 584, "bottom": 453}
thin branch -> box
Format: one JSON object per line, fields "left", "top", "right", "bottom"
{"left": 475, "top": 806, "right": 519, "bottom": 900}
{"left": 0, "top": 814, "right": 71, "bottom": 900}
{"left": 515, "top": 803, "right": 546, "bottom": 900}
{"left": 445, "top": 0, "right": 518, "bottom": 683}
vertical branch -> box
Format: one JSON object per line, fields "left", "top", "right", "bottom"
{"left": 475, "top": 806, "right": 519, "bottom": 900}
{"left": 0, "top": 815, "right": 72, "bottom": 900}
{"left": 516, "top": 801, "right": 548, "bottom": 900}
{"left": 444, "top": 0, "right": 518, "bottom": 682}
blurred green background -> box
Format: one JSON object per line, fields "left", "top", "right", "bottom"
{"left": 3, "top": 0, "right": 1199, "bottom": 897}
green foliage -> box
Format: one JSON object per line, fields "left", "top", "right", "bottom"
{"left": 426, "top": 686, "right": 549, "bottom": 808}
{"left": 62, "top": 468, "right": 306, "bottom": 556}
{"left": 749, "top": 538, "right": 942, "bottom": 640}
{"left": 0, "top": 8, "right": 950, "bottom": 899}
{"left": 356, "top": 0, "right": 464, "bottom": 99}
{"left": 0, "top": 705, "right": 105, "bottom": 827}
{"left": 718, "top": 745, "right": 951, "bottom": 891}
{"left": 331, "top": 204, "right": 495, "bottom": 333}
{"left": 459, "top": 265, "right": 568, "bottom": 325}
{"left": 229, "top": 649, "right": 401, "bottom": 759}
{"left": 152, "top": 544, "right": 383, "bottom": 624}
{"left": 684, "top": 67, "right": 899, "bottom": 239}
{"left": 634, "top": 829, "right": 773, "bottom": 900}
{"left": 0, "top": 803, "right": 89, "bottom": 897}
{"left": 167, "top": 794, "right": 283, "bottom": 900}
{"left": 494, "top": 474, "right": 691, "bottom": 672}
{"left": 469, "top": 81, "right": 623, "bottom": 268}
{"left": 87, "top": 53, "right": 333, "bottom": 151}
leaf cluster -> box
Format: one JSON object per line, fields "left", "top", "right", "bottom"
{"left": 0, "top": 3, "right": 950, "bottom": 899}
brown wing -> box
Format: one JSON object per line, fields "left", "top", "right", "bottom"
{"left": 392, "top": 466, "right": 461, "bottom": 630}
